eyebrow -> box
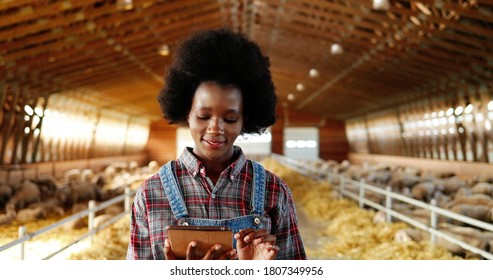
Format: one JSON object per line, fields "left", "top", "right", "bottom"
{"left": 195, "top": 107, "right": 241, "bottom": 114}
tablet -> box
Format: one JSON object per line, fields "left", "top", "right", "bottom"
{"left": 166, "top": 225, "right": 233, "bottom": 259}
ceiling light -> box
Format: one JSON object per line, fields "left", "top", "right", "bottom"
{"left": 117, "top": 0, "right": 133, "bottom": 11}
{"left": 158, "top": 44, "right": 170, "bottom": 56}
{"left": 296, "top": 83, "right": 304, "bottom": 91}
{"left": 287, "top": 93, "right": 295, "bottom": 101}
{"left": 309, "top": 69, "right": 319, "bottom": 78}
{"left": 372, "top": 0, "right": 390, "bottom": 11}
{"left": 330, "top": 43, "right": 343, "bottom": 55}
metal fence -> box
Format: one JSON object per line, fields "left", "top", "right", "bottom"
{"left": 0, "top": 186, "right": 136, "bottom": 260}
{"left": 271, "top": 153, "right": 493, "bottom": 260}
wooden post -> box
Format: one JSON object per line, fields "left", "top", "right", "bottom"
{"left": 455, "top": 92, "right": 467, "bottom": 161}
{"left": 21, "top": 94, "right": 38, "bottom": 163}
{"left": 0, "top": 80, "right": 5, "bottom": 129}
{"left": 31, "top": 95, "right": 49, "bottom": 163}
{"left": 1, "top": 83, "right": 19, "bottom": 164}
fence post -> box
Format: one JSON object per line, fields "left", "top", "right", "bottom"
{"left": 430, "top": 199, "right": 437, "bottom": 244}
{"left": 340, "top": 176, "right": 345, "bottom": 199}
{"left": 385, "top": 186, "right": 392, "bottom": 222}
{"left": 18, "top": 226, "right": 26, "bottom": 260}
{"left": 124, "top": 185, "right": 131, "bottom": 213}
{"left": 359, "top": 179, "right": 365, "bottom": 208}
{"left": 88, "top": 200, "right": 96, "bottom": 244}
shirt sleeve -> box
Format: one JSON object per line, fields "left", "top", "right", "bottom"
{"left": 126, "top": 185, "right": 153, "bottom": 260}
{"left": 271, "top": 178, "right": 307, "bottom": 260}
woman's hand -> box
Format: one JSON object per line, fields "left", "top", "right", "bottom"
{"left": 164, "top": 239, "right": 237, "bottom": 260}
{"left": 234, "top": 228, "right": 280, "bottom": 260}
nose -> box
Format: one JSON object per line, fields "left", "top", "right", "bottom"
{"left": 207, "top": 118, "right": 225, "bottom": 135}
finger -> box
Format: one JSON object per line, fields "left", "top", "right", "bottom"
{"left": 234, "top": 228, "right": 255, "bottom": 241}
{"left": 202, "top": 244, "right": 222, "bottom": 260}
{"left": 164, "top": 238, "right": 177, "bottom": 260}
{"left": 235, "top": 228, "right": 255, "bottom": 248}
{"left": 217, "top": 249, "right": 237, "bottom": 260}
{"left": 244, "top": 229, "right": 270, "bottom": 244}
{"left": 266, "top": 245, "right": 280, "bottom": 260}
{"left": 186, "top": 241, "right": 198, "bottom": 260}
{"left": 252, "top": 234, "right": 276, "bottom": 246}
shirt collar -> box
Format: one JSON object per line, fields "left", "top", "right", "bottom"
{"left": 178, "top": 146, "right": 247, "bottom": 180}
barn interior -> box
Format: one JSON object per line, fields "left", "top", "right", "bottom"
{"left": 1, "top": 0, "right": 493, "bottom": 261}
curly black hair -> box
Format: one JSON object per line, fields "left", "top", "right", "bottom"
{"left": 157, "top": 28, "right": 277, "bottom": 134}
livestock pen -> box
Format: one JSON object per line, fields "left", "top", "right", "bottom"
{"left": 271, "top": 154, "right": 493, "bottom": 260}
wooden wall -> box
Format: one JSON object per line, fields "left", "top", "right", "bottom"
{"left": 345, "top": 88, "right": 493, "bottom": 164}
{"left": 146, "top": 120, "right": 177, "bottom": 165}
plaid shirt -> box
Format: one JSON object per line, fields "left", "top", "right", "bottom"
{"left": 126, "top": 146, "right": 306, "bottom": 260}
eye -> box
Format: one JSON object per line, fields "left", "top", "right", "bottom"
{"left": 197, "top": 115, "right": 209, "bottom": 120}
{"left": 224, "top": 119, "right": 238, "bottom": 123}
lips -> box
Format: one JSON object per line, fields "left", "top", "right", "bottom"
{"left": 203, "top": 139, "right": 225, "bottom": 148}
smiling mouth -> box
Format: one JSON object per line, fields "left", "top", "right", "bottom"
{"left": 204, "top": 139, "right": 225, "bottom": 148}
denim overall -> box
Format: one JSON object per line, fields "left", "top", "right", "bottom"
{"left": 159, "top": 160, "right": 269, "bottom": 249}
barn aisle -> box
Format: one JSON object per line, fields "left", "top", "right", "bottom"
{"left": 296, "top": 205, "right": 339, "bottom": 260}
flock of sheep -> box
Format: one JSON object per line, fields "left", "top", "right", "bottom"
{"left": 304, "top": 159, "right": 493, "bottom": 258}
{"left": 0, "top": 160, "right": 159, "bottom": 227}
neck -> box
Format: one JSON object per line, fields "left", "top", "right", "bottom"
{"left": 193, "top": 149, "right": 237, "bottom": 178}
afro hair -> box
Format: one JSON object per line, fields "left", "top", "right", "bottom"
{"left": 157, "top": 28, "right": 277, "bottom": 135}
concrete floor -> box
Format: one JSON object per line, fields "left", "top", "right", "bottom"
{"left": 296, "top": 207, "right": 340, "bottom": 260}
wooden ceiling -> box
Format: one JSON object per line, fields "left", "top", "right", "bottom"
{"left": 2, "top": 0, "right": 493, "bottom": 121}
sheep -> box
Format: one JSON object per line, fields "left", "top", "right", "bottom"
{"left": 394, "top": 225, "right": 491, "bottom": 259}
{"left": 8, "top": 180, "right": 41, "bottom": 210}
{"left": 389, "top": 172, "right": 421, "bottom": 191}
{"left": 0, "top": 183, "right": 13, "bottom": 209}
{"left": 128, "top": 160, "right": 139, "bottom": 173}
{"left": 394, "top": 228, "right": 425, "bottom": 243}
{"left": 366, "top": 170, "right": 392, "bottom": 186}
{"left": 80, "top": 169, "right": 95, "bottom": 183}
{"left": 405, "top": 208, "right": 450, "bottom": 226}
{"left": 344, "top": 165, "right": 368, "bottom": 181}
{"left": 31, "top": 177, "right": 58, "bottom": 200}
{"left": 27, "top": 198, "right": 65, "bottom": 218}
{"left": 69, "top": 181, "right": 102, "bottom": 205}
{"left": 16, "top": 207, "right": 46, "bottom": 223}
{"left": 64, "top": 168, "right": 82, "bottom": 185}
{"left": 454, "top": 187, "right": 472, "bottom": 199}
{"left": 0, "top": 202, "right": 16, "bottom": 225}
{"left": 438, "top": 177, "right": 468, "bottom": 195}
{"left": 449, "top": 204, "right": 492, "bottom": 225}
{"left": 447, "top": 194, "right": 493, "bottom": 208}
{"left": 411, "top": 181, "right": 436, "bottom": 201}
{"left": 437, "top": 224, "right": 492, "bottom": 259}
{"left": 470, "top": 182, "right": 493, "bottom": 196}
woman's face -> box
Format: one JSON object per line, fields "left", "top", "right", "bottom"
{"left": 188, "top": 82, "right": 244, "bottom": 165}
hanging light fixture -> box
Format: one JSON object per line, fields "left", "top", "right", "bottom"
{"left": 308, "top": 68, "right": 319, "bottom": 78}
{"left": 330, "top": 43, "right": 343, "bottom": 55}
{"left": 158, "top": 44, "right": 170, "bottom": 56}
{"left": 117, "top": 0, "right": 133, "bottom": 11}
{"left": 296, "top": 83, "right": 305, "bottom": 91}
{"left": 372, "top": 0, "right": 390, "bottom": 11}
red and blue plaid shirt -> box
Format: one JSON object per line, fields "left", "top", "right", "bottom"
{"left": 126, "top": 146, "right": 306, "bottom": 260}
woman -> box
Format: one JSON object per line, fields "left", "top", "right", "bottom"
{"left": 126, "top": 28, "right": 306, "bottom": 260}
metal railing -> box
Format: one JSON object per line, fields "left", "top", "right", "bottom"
{"left": 0, "top": 186, "right": 136, "bottom": 260}
{"left": 271, "top": 154, "right": 493, "bottom": 260}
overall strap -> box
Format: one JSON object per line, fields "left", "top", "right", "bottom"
{"left": 250, "top": 161, "right": 266, "bottom": 215}
{"left": 159, "top": 161, "right": 189, "bottom": 220}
